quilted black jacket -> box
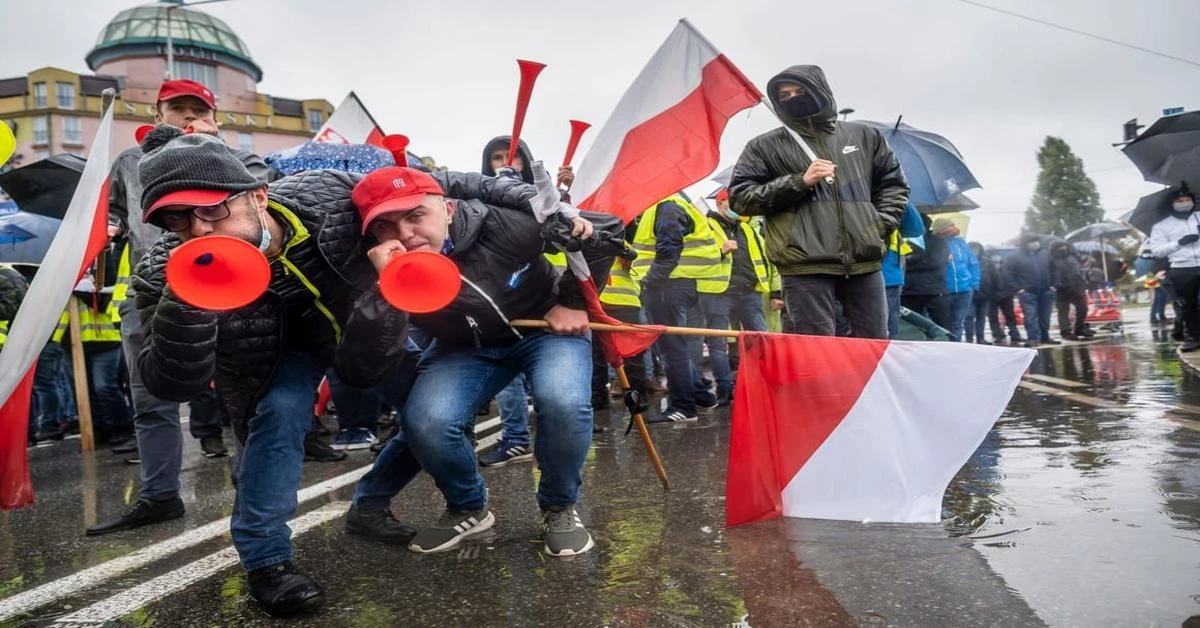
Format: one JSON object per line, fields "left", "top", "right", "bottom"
{"left": 132, "top": 169, "right": 408, "bottom": 439}
{"left": 0, "top": 265, "right": 28, "bottom": 322}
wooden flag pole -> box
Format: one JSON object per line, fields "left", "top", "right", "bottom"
{"left": 615, "top": 363, "right": 670, "bottom": 490}
{"left": 66, "top": 297, "right": 95, "bottom": 452}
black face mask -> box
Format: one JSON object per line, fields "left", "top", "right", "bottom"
{"left": 779, "top": 94, "right": 821, "bottom": 119}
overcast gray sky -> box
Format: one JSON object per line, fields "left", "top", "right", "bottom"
{"left": 5, "top": 0, "right": 1199, "bottom": 244}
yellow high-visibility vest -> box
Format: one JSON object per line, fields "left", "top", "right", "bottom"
{"left": 707, "top": 217, "right": 772, "bottom": 294}
{"left": 53, "top": 300, "right": 122, "bottom": 344}
{"left": 544, "top": 251, "right": 568, "bottom": 270}
{"left": 631, "top": 195, "right": 729, "bottom": 294}
{"left": 601, "top": 259, "right": 641, "bottom": 308}
{"left": 0, "top": 262, "right": 13, "bottom": 348}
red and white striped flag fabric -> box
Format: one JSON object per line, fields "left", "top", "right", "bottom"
{"left": 0, "top": 105, "right": 114, "bottom": 509}
{"left": 726, "top": 334, "right": 1034, "bottom": 527}
{"left": 314, "top": 92, "right": 386, "bottom": 147}
{"left": 572, "top": 19, "right": 762, "bottom": 223}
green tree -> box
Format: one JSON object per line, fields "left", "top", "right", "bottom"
{"left": 1024, "top": 136, "right": 1104, "bottom": 235}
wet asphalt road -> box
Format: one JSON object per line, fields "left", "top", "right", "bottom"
{"left": 1, "top": 306, "right": 1198, "bottom": 627}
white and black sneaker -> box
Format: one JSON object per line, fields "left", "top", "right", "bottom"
{"left": 408, "top": 506, "right": 495, "bottom": 553}
{"left": 646, "top": 407, "right": 698, "bottom": 424}
{"left": 478, "top": 441, "right": 534, "bottom": 467}
{"left": 542, "top": 507, "right": 594, "bottom": 557}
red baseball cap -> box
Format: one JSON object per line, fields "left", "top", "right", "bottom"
{"left": 157, "top": 79, "right": 217, "bottom": 111}
{"left": 353, "top": 167, "right": 445, "bottom": 234}
{"left": 715, "top": 188, "right": 730, "bottom": 202}
{"left": 147, "top": 189, "right": 232, "bottom": 217}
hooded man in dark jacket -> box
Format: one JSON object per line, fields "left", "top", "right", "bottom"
{"left": 728, "top": 65, "right": 909, "bottom": 339}
{"left": 127, "top": 125, "right": 415, "bottom": 617}
{"left": 1005, "top": 234, "right": 1060, "bottom": 347}
{"left": 1051, "top": 240, "right": 1093, "bottom": 340}
{"left": 350, "top": 165, "right": 623, "bottom": 561}
{"left": 900, "top": 214, "right": 951, "bottom": 330}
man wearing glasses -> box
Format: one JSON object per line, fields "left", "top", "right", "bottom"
{"left": 127, "top": 124, "right": 415, "bottom": 617}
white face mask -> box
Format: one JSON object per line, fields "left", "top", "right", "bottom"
{"left": 1173, "top": 200, "right": 1195, "bottom": 213}
{"left": 255, "top": 207, "right": 272, "bottom": 253}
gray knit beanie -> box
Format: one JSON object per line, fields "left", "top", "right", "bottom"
{"left": 138, "top": 124, "right": 263, "bottom": 222}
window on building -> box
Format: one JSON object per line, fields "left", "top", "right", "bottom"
{"left": 238, "top": 132, "right": 253, "bottom": 153}
{"left": 32, "top": 117, "right": 48, "bottom": 145}
{"left": 172, "top": 61, "right": 218, "bottom": 92}
{"left": 62, "top": 117, "right": 83, "bottom": 145}
{"left": 36, "top": 151, "right": 50, "bottom": 161}
{"left": 33, "top": 82, "right": 47, "bottom": 108}
{"left": 56, "top": 82, "right": 75, "bottom": 109}
{"left": 308, "top": 109, "right": 323, "bottom": 131}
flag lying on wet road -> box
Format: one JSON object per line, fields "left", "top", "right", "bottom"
{"left": 725, "top": 334, "right": 1034, "bottom": 526}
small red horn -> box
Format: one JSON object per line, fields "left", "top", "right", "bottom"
{"left": 165, "top": 236, "right": 270, "bottom": 311}
{"left": 135, "top": 124, "right": 155, "bottom": 143}
{"left": 507, "top": 60, "right": 547, "bottom": 166}
{"left": 382, "top": 134, "right": 410, "bottom": 165}
{"left": 377, "top": 251, "right": 462, "bottom": 313}
{"left": 561, "top": 120, "right": 591, "bottom": 168}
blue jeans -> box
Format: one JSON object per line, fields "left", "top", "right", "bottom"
{"left": 57, "top": 350, "right": 77, "bottom": 422}
{"left": 645, "top": 279, "right": 710, "bottom": 414}
{"left": 947, "top": 291, "right": 974, "bottom": 342}
{"left": 326, "top": 368, "right": 382, "bottom": 432}
{"left": 32, "top": 342, "right": 66, "bottom": 433}
{"left": 885, "top": 286, "right": 902, "bottom": 339}
{"left": 1018, "top": 290, "right": 1055, "bottom": 342}
{"left": 355, "top": 331, "right": 592, "bottom": 512}
{"left": 88, "top": 347, "right": 134, "bottom": 437}
{"left": 699, "top": 292, "right": 768, "bottom": 394}
{"left": 1151, "top": 287, "right": 1168, "bottom": 323}
{"left": 495, "top": 374, "right": 530, "bottom": 446}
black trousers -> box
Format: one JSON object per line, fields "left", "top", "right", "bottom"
{"left": 1168, "top": 267, "right": 1200, "bottom": 341}
{"left": 1056, "top": 290, "right": 1089, "bottom": 337}
{"left": 901, "top": 293, "right": 951, "bottom": 332}
{"left": 591, "top": 304, "right": 650, "bottom": 401}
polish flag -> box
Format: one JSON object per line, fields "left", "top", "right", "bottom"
{"left": 572, "top": 19, "right": 762, "bottom": 223}
{"left": 314, "top": 92, "right": 386, "bottom": 147}
{"left": 0, "top": 105, "right": 115, "bottom": 509}
{"left": 726, "top": 334, "right": 1034, "bottom": 527}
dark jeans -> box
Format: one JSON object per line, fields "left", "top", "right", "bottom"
{"left": 946, "top": 291, "right": 973, "bottom": 341}
{"left": 1056, "top": 290, "right": 1089, "bottom": 337}
{"left": 1018, "top": 290, "right": 1055, "bottom": 342}
{"left": 1151, "top": 287, "right": 1168, "bottom": 324}
{"left": 355, "top": 332, "right": 591, "bottom": 512}
{"left": 965, "top": 298, "right": 991, "bottom": 343}
{"left": 644, "top": 279, "right": 710, "bottom": 414}
{"left": 885, "top": 286, "right": 903, "bottom": 339}
{"left": 1168, "top": 267, "right": 1200, "bottom": 341}
{"left": 88, "top": 347, "right": 134, "bottom": 438}
{"left": 187, "top": 387, "right": 225, "bottom": 440}
{"left": 591, "top": 304, "right": 650, "bottom": 400}
{"left": 901, "top": 294, "right": 951, "bottom": 331}
{"left": 32, "top": 342, "right": 66, "bottom": 433}
{"left": 989, "top": 296, "right": 1022, "bottom": 341}
{"left": 698, "top": 291, "right": 768, "bottom": 394}
{"left": 781, "top": 272, "right": 888, "bottom": 339}
{"left": 326, "top": 368, "right": 383, "bottom": 432}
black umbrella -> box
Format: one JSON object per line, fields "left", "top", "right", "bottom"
{"left": 1121, "top": 110, "right": 1200, "bottom": 185}
{"left": 0, "top": 153, "right": 87, "bottom": 220}
{"left": 1126, "top": 186, "right": 1184, "bottom": 235}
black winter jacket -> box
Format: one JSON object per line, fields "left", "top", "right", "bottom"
{"left": 131, "top": 169, "right": 409, "bottom": 439}
{"left": 1051, "top": 244, "right": 1088, "bottom": 294}
{"left": 728, "top": 65, "right": 909, "bottom": 277}
{"left": 0, "top": 265, "right": 28, "bottom": 321}
{"left": 903, "top": 233, "right": 950, "bottom": 297}
{"left": 1005, "top": 248, "right": 1053, "bottom": 293}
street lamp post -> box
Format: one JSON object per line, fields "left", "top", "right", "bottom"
{"left": 838, "top": 107, "right": 856, "bottom": 122}
{"left": 164, "top": 0, "right": 233, "bottom": 80}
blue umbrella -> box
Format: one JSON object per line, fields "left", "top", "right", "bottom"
{"left": 264, "top": 142, "right": 398, "bottom": 176}
{"left": 0, "top": 211, "right": 60, "bottom": 264}
{"left": 860, "top": 118, "right": 981, "bottom": 206}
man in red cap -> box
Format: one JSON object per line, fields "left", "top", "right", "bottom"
{"left": 125, "top": 123, "right": 419, "bottom": 617}
{"left": 348, "top": 165, "right": 625, "bottom": 559}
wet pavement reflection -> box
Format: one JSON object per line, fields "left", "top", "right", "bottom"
{"left": 0, "top": 307, "right": 1197, "bottom": 626}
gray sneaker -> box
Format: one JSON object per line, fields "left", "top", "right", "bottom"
{"left": 542, "top": 507, "right": 594, "bottom": 557}
{"left": 408, "top": 506, "right": 495, "bottom": 554}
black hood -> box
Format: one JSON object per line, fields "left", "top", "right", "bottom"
{"left": 767, "top": 65, "right": 837, "bottom": 134}
{"left": 481, "top": 135, "right": 535, "bottom": 184}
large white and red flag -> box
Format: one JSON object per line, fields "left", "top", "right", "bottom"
{"left": 313, "top": 92, "right": 386, "bottom": 147}
{"left": 726, "top": 334, "right": 1034, "bottom": 526}
{"left": 0, "top": 105, "right": 115, "bottom": 509}
{"left": 572, "top": 19, "right": 762, "bottom": 224}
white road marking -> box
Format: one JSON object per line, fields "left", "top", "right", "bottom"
{"left": 1, "top": 417, "right": 501, "bottom": 622}
{"left": 50, "top": 503, "right": 348, "bottom": 626}
{"left": 1022, "top": 374, "right": 1088, "bottom": 388}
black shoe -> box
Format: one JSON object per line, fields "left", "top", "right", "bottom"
{"left": 345, "top": 504, "right": 417, "bottom": 544}
{"left": 696, "top": 393, "right": 719, "bottom": 410}
{"left": 109, "top": 436, "right": 138, "bottom": 455}
{"left": 370, "top": 428, "right": 394, "bottom": 455}
{"left": 1181, "top": 340, "right": 1200, "bottom": 353}
{"left": 1041, "top": 339, "right": 1063, "bottom": 346}
{"left": 304, "top": 433, "right": 346, "bottom": 462}
{"left": 35, "top": 426, "right": 65, "bottom": 442}
{"left": 1079, "top": 329, "right": 1096, "bottom": 338}
{"left": 86, "top": 497, "right": 184, "bottom": 536}
{"left": 1024, "top": 341, "right": 1039, "bottom": 349}
{"left": 28, "top": 434, "right": 38, "bottom": 447}
{"left": 247, "top": 560, "right": 324, "bottom": 618}
{"left": 647, "top": 407, "right": 698, "bottom": 424}
{"left": 1061, "top": 334, "right": 1078, "bottom": 342}
{"left": 200, "top": 435, "right": 228, "bottom": 458}
{"left": 715, "top": 390, "right": 734, "bottom": 407}
{"left": 63, "top": 422, "right": 79, "bottom": 436}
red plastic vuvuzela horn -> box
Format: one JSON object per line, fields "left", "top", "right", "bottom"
{"left": 166, "top": 235, "right": 270, "bottom": 311}
{"left": 134, "top": 124, "right": 155, "bottom": 143}
{"left": 561, "top": 120, "right": 591, "bottom": 168}
{"left": 381, "top": 134, "right": 410, "bottom": 166}
{"left": 377, "top": 251, "right": 462, "bottom": 314}
{"left": 507, "top": 60, "right": 547, "bottom": 166}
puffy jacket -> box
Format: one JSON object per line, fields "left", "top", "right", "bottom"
{"left": 131, "top": 169, "right": 409, "bottom": 440}
{"left": 1050, "top": 242, "right": 1088, "bottom": 294}
{"left": 0, "top": 265, "right": 27, "bottom": 322}
{"left": 945, "top": 236, "right": 980, "bottom": 294}
{"left": 728, "top": 65, "right": 909, "bottom": 277}
{"left": 109, "top": 144, "right": 273, "bottom": 269}
{"left": 481, "top": 135, "right": 536, "bottom": 184}
{"left": 883, "top": 204, "right": 926, "bottom": 288}
{"left": 408, "top": 172, "right": 624, "bottom": 348}
{"left": 1004, "top": 243, "right": 1052, "bottom": 293}
{"left": 983, "top": 255, "right": 1019, "bottom": 300}
{"left": 1148, "top": 211, "right": 1200, "bottom": 269}
{"left": 903, "top": 232, "right": 949, "bottom": 297}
